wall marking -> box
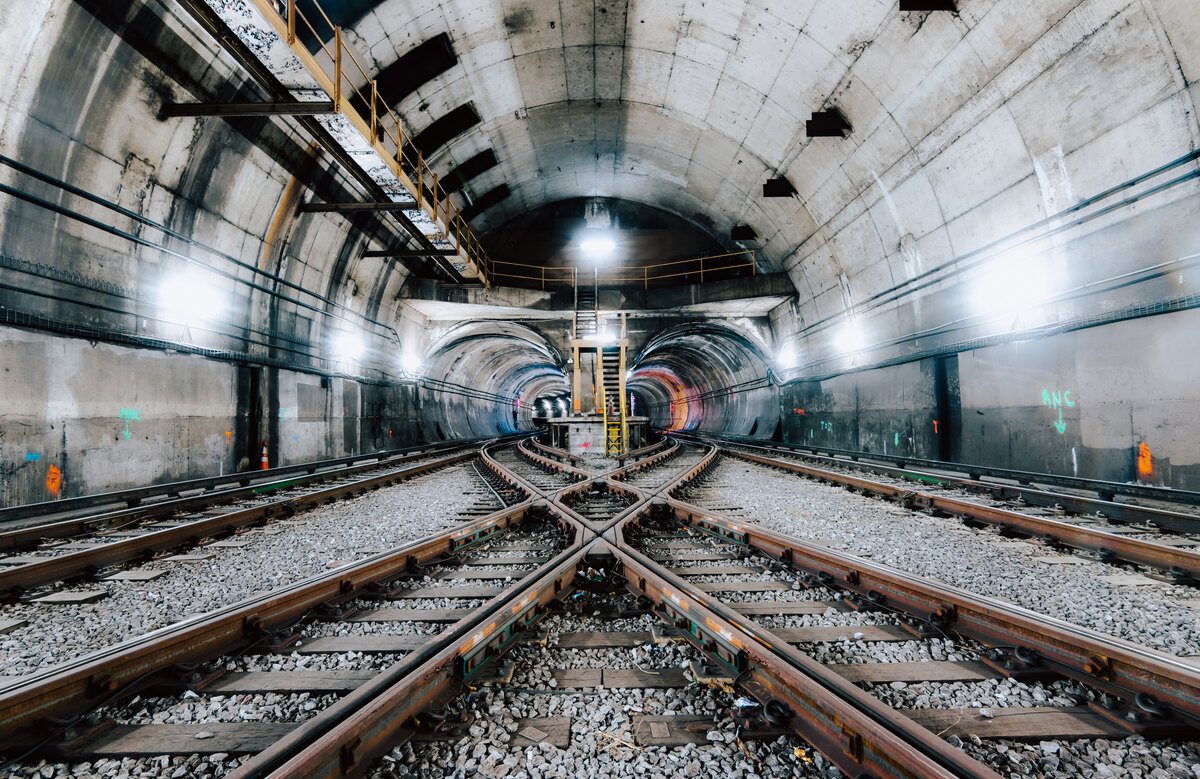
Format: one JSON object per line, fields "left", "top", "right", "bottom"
{"left": 1041, "top": 390, "right": 1074, "bottom": 435}
{"left": 119, "top": 408, "right": 141, "bottom": 440}
{"left": 45, "top": 464, "right": 62, "bottom": 497}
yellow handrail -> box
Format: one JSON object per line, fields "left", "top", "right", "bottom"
{"left": 256, "top": 0, "right": 494, "bottom": 285}
{"left": 489, "top": 250, "right": 756, "bottom": 288}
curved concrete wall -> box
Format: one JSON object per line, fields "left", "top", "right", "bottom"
{"left": 628, "top": 322, "right": 778, "bottom": 438}
{"left": 418, "top": 322, "right": 568, "bottom": 440}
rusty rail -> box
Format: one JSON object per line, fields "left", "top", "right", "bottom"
{"left": 0, "top": 440, "right": 485, "bottom": 526}
{"left": 0, "top": 450, "right": 478, "bottom": 597}
{"left": 515, "top": 438, "right": 591, "bottom": 482}
{"left": 704, "top": 435, "right": 1200, "bottom": 535}
{"left": 658, "top": 494, "right": 1200, "bottom": 730}
{"left": 0, "top": 498, "right": 548, "bottom": 737}
{"left": 606, "top": 538, "right": 999, "bottom": 779}
{"left": 677, "top": 432, "right": 1200, "bottom": 510}
{"left": 0, "top": 445, "right": 480, "bottom": 555}
{"left": 723, "top": 448, "right": 1200, "bottom": 584}
{"left": 235, "top": 539, "right": 592, "bottom": 778}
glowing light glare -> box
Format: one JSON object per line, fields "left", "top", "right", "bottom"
{"left": 972, "top": 252, "right": 1053, "bottom": 320}
{"left": 159, "top": 267, "right": 224, "bottom": 326}
{"left": 400, "top": 351, "right": 423, "bottom": 375}
{"left": 776, "top": 346, "right": 798, "bottom": 370}
{"left": 597, "top": 329, "right": 617, "bottom": 345}
{"left": 333, "top": 330, "right": 364, "bottom": 362}
{"left": 834, "top": 319, "right": 866, "bottom": 354}
{"left": 581, "top": 236, "right": 616, "bottom": 260}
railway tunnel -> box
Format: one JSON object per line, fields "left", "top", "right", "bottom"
{"left": 2, "top": 1, "right": 1200, "bottom": 777}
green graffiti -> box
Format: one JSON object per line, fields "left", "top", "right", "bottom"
{"left": 1040, "top": 390, "right": 1074, "bottom": 435}
{"left": 119, "top": 408, "right": 141, "bottom": 440}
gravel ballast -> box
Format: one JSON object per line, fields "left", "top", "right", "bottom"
{"left": 698, "top": 458, "right": 1200, "bottom": 656}
{"left": 0, "top": 463, "right": 488, "bottom": 677}
{"left": 368, "top": 605, "right": 833, "bottom": 779}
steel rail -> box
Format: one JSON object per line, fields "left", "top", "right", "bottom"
{"left": 527, "top": 438, "right": 584, "bottom": 466}
{"left": 225, "top": 440, "right": 695, "bottom": 775}
{"left": 0, "top": 450, "right": 478, "bottom": 597}
{"left": 603, "top": 538, "right": 999, "bottom": 779}
{"left": 662, "top": 494, "right": 1200, "bottom": 730}
{"left": 237, "top": 539, "right": 593, "bottom": 779}
{"left": 528, "top": 435, "right": 670, "bottom": 468}
{"left": 722, "top": 448, "right": 1200, "bottom": 583}
{"left": 705, "top": 435, "right": 1200, "bottom": 535}
{"left": 479, "top": 442, "right": 551, "bottom": 499}
{"left": 677, "top": 432, "right": 1200, "bottom": 507}
{"left": 0, "top": 498, "right": 542, "bottom": 737}
{"left": 619, "top": 437, "right": 672, "bottom": 461}
{"left": 550, "top": 479, "right": 645, "bottom": 537}
{"left": 606, "top": 438, "right": 681, "bottom": 481}
{"left": 0, "top": 446, "right": 479, "bottom": 554}
{"left": 0, "top": 438, "right": 495, "bottom": 525}
{"left": 470, "top": 459, "right": 509, "bottom": 508}
{"left": 219, "top": 440, "right": 991, "bottom": 778}
{"left": 516, "top": 437, "right": 591, "bottom": 481}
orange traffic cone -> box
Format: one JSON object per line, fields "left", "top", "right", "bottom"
{"left": 260, "top": 441, "right": 269, "bottom": 470}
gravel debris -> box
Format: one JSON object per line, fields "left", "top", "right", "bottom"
{"left": 367, "top": 603, "right": 836, "bottom": 779}
{"left": 0, "top": 464, "right": 489, "bottom": 677}
{"left": 698, "top": 459, "right": 1200, "bottom": 655}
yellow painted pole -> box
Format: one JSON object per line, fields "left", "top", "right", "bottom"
{"left": 333, "top": 27, "right": 342, "bottom": 112}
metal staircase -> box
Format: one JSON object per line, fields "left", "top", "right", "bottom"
{"left": 575, "top": 287, "right": 598, "bottom": 337}
{"left": 601, "top": 346, "right": 625, "bottom": 456}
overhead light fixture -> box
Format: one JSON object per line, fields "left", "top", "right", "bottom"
{"left": 581, "top": 235, "right": 616, "bottom": 261}
{"left": 400, "top": 350, "right": 423, "bottom": 376}
{"left": 333, "top": 330, "right": 364, "bottom": 362}
{"left": 159, "top": 266, "right": 224, "bottom": 327}
{"left": 971, "top": 248, "right": 1054, "bottom": 324}
{"left": 834, "top": 318, "right": 866, "bottom": 354}
{"left": 763, "top": 177, "right": 797, "bottom": 198}
{"left": 806, "top": 108, "right": 852, "bottom": 138}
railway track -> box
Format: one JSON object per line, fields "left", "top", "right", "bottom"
{"left": 0, "top": 439, "right": 500, "bottom": 530}
{"left": 673, "top": 435, "right": 1200, "bottom": 586}
{"left": 679, "top": 433, "right": 1200, "bottom": 533}
{"left": 2, "top": 436, "right": 1198, "bottom": 778}
{"left": 679, "top": 433, "right": 1200, "bottom": 510}
{"left": 0, "top": 448, "right": 494, "bottom": 601}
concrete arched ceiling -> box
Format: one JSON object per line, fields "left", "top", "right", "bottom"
{"left": 337, "top": 0, "right": 1200, "bottom": 320}
{"left": 420, "top": 320, "right": 567, "bottom": 438}
{"left": 628, "top": 320, "right": 777, "bottom": 435}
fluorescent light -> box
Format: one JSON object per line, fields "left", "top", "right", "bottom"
{"left": 581, "top": 235, "right": 616, "bottom": 261}
{"left": 400, "top": 351, "right": 423, "bottom": 375}
{"left": 834, "top": 318, "right": 866, "bottom": 354}
{"left": 972, "top": 250, "right": 1052, "bottom": 321}
{"left": 333, "top": 330, "right": 364, "bottom": 362}
{"left": 159, "top": 266, "right": 224, "bottom": 326}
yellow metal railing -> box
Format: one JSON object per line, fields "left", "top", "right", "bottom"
{"left": 253, "top": 0, "right": 494, "bottom": 284}
{"left": 490, "top": 250, "right": 756, "bottom": 290}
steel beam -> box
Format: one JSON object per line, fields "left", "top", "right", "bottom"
{"left": 361, "top": 249, "right": 458, "bottom": 258}
{"left": 161, "top": 101, "right": 337, "bottom": 117}
{"left": 298, "top": 201, "right": 417, "bottom": 213}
